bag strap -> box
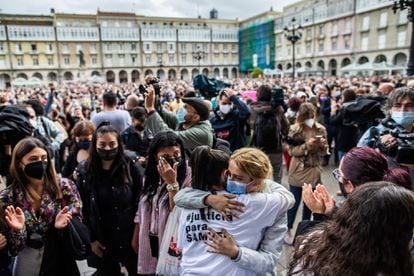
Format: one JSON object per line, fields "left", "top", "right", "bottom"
{"left": 40, "top": 117, "right": 51, "bottom": 137}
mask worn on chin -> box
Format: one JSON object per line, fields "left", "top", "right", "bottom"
{"left": 24, "top": 161, "right": 48, "bottom": 180}
{"left": 226, "top": 177, "right": 247, "bottom": 195}
{"left": 97, "top": 148, "right": 118, "bottom": 161}
{"left": 304, "top": 118, "right": 315, "bottom": 128}
{"left": 164, "top": 156, "right": 182, "bottom": 168}
{"left": 391, "top": 111, "right": 414, "bottom": 127}
{"left": 219, "top": 104, "right": 232, "bottom": 115}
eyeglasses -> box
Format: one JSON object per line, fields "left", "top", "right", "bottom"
{"left": 332, "top": 168, "right": 341, "bottom": 182}
{"left": 332, "top": 168, "right": 350, "bottom": 184}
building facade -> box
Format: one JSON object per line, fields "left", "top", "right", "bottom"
{"left": 0, "top": 10, "right": 239, "bottom": 87}
{"left": 0, "top": 1, "right": 411, "bottom": 87}
{"left": 239, "top": 10, "right": 280, "bottom": 73}
{"left": 274, "top": 0, "right": 411, "bottom": 76}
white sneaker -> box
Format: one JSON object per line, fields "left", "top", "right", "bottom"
{"left": 284, "top": 230, "right": 294, "bottom": 245}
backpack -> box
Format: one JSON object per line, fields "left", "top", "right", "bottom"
{"left": 213, "top": 135, "right": 232, "bottom": 154}
{"left": 252, "top": 111, "right": 282, "bottom": 153}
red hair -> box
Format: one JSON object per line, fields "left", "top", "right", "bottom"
{"left": 342, "top": 147, "right": 412, "bottom": 190}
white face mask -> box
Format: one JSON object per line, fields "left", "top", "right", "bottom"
{"left": 219, "top": 104, "right": 232, "bottom": 115}
{"left": 30, "top": 118, "right": 38, "bottom": 128}
{"left": 304, "top": 118, "right": 315, "bottom": 128}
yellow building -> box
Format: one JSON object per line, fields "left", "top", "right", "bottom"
{"left": 0, "top": 9, "right": 240, "bottom": 87}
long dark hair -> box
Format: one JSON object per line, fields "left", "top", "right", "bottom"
{"left": 0, "top": 203, "right": 6, "bottom": 233}
{"left": 9, "top": 137, "right": 62, "bottom": 201}
{"left": 190, "top": 146, "right": 229, "bottom": 191}
{"left": 86, "top": 123, "right": 129, "bottom": 183}
{"left": 143, "top": 131, "right": 186, "bottom": 197}
{"left": 289, "top": 182, "right": 414, "bottom": 276}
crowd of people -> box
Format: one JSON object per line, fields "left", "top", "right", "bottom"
{"left": 0, "top": 73, "right": 413, "bottom": 275}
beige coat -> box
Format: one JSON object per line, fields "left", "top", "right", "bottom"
{"left": 287, "top": 122, "right": 327, "bottom": 187}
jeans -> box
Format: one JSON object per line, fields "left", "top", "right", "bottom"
{"left": 268, "top": 152, "right": 283, "bottom": 184}
{"left": 287, "top": 185, "right": 312, "bottom": 229}
{"left": 338, "top": 150, "right": 346, "bottom": 162}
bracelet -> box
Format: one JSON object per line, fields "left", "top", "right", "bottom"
{"left": 166, "top": 182, "right": 179, "bottom": 192}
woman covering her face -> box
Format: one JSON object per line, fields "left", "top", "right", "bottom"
{"left": 133, "top": 131, "right": 191, "bottom": 275}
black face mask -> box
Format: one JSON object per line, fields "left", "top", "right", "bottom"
{"left": 77, "top": 140, "right": 91, "bottom": 150}
{"left": 164, "top": 156, "right": 182, "bottom": 168}
{"left": 97, "top": 148, "right": 118, "bottom": 161}
{"left": 135, "top": 125, "right": 145, "bottom": 132}
{"left": 338, "top": 181, "right": 349, "bottom": 198}
{"left": 24, "top": 161, "right": 48, "bottom": 180}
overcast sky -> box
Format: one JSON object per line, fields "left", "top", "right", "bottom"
{"left": 1, "top": 0, "right": 298, "bottom": 20}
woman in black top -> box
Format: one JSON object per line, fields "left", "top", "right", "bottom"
{"left": 61, "top": 121, "right": 95, "bottom": 179}
{"left": 76, "top": 122, "right": 142, "bottom": 276}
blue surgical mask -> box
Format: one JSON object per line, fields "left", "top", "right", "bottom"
{"left": 226, "top": 177, "right": 247, "bottom": 195}
{"left": 391, "top": 111, "right": 414, "bottom": 127}
{"left": 176, "top": 107, "right": 187, "bottom": 123}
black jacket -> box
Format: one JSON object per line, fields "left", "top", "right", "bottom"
{"left": 210, "top": 95, "right": 251, "bottom": 152}
{"left": 330, "top": 105, "right": 359, "bottom": 152}
{"left": 121, "top": 126, "right": 153, "bottom": 158}
{"left": 76, "top": 156, "right": 142, "bottom": 251}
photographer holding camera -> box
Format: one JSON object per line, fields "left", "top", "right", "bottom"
{"left": 358, "top": 87, "right": 414, "bottom": 181}
{"left": 144, "top": 81, "right": 214, "bottom": 154}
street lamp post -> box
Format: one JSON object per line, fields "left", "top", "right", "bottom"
{"left": 157, "top": 60, "right": 164, "bottom": 79}
{"left": 393, "top": 0, "right": 414, "bottom": 76}
{"left": 284, "top": 18, "right": 303, "bottom": 80}
{"left": 192, "top": 46, "right": 206, "bottom": 74}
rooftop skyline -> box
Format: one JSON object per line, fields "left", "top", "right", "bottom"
{"left": 1, "top": 0, "right": 298, "bottom": 20}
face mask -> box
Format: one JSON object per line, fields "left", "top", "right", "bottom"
{"left": 338, "top": 180, "right": 349, "bottom": 198}
{"left": 135, "top": 125, "right": 145, "bottom": 132}
{"left": 30, "top": 119, "right": 38, "bottom": 128}
{"left": 97, "top": 148, "right": 118, "bottom": 161}
{"left": 304, "top": 118, "right": 315, "bottom": 128}
{"left": 391, "top": 111, "right": 414, "bottom": 127}
{"left": 219, "top": 104, "right": 232, "bottom": 115}
{"left": 176, "top": 108, "right": 187, "bottom": 123}
{"left": 164, "top": 156, "right": 182, "bottom": 168}
{"left": 334, "top": 91, "right": 341, "bottom": 98}
{"left": 320, "top": 96, "right": 328, "bottom": 102}
{"left": 24, "top": 161, "right": 48, "bottom": 180}
{"left": 226, "top": 177, "right": 247, "bottom": 195}
{"left": 77, "top": 140, "right": 91, "bottom": 150}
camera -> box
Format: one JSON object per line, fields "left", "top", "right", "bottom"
{"left": 375, "top": 119, "right": 414, "bottom": 164}
{"left": 270, "top": 86, "right": 286, "bottom": 109}
{"left": 138, "top": 77, "right": 161, "bottom": 95}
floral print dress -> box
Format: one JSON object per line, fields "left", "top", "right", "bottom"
{"left": 0, "top": 178, "right": 82, "bottom": 254}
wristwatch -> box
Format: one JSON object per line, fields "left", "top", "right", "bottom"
{"left": 166, "top": 182, "right": 179, "bottom": 192}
